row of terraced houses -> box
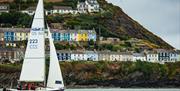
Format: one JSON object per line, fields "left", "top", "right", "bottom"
{"left": 0, "top": 28, "right": 96, "bottom": 43}
{"left": 0, "top": 48, "right": 180, "bottom": 63}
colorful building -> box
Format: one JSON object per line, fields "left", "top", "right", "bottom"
{"left": 87, "top": 30, "right": 96, "bottom": 41}
{"left": 4, "top": 31, "right": 14, "bottom": 41}
{"left": 77, "top": 30, "right": 88, "bottom": 41}
{"left": 0, "top": 28, "right": 96, "bottom": 42}
{"left": 69, "top": 30, "right": 78, "bottom": 41}
{"left": 51, "top": 29, "right": 61, "bottom": 41}
{"left": 14, "top": 28, "right": 29, "bottom": 41}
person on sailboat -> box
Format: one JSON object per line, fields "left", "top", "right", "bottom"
{"left": 31, "top": 83, "right": 35, "bottom": 90}
{"left": 17, "top": 82, "right": 22, "bottom": 90}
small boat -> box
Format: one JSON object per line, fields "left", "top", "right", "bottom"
{"left": 8, "top": 0, "right": 64, "bottom": 90}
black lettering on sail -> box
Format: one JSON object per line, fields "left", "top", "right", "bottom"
{"left": 55, "top": 80, "right": 62, "bottom": 84}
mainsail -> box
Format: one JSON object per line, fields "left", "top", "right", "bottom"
{"left": 19, "top": 0, "right": 45, "bottom": 82}
{"left": 47, "top": 26, "right": 64, "bottom": 89}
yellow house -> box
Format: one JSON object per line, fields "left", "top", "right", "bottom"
{"left": 14, "top": 28, "right": 30, "bottom": 41}
{"left": 77, "top": 30, "right": 88, "bottom": 41}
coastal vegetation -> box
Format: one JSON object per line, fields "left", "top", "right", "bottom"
{"left": 0, "top": 61, "right": 180, "bottom": 88}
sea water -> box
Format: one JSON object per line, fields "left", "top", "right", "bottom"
{"left": 65, "top": 88, "right": 179, "bottom": 91}
{"left": 0, "top": 88, "right": 180, "bottom": 91}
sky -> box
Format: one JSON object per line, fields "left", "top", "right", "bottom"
{"left": 107, "top": 0, "right": 180, "bottom": 49}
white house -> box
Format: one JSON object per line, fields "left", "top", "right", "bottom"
{"left": 146, "top": 51, "right": 158, "bottom": 62}
{"left": 0, "top": 4, "right": 9, "bottom": 14}
{"left": 119, "top": 52, "right": 133, "bottom": 61}
{"left": 98, "top": 51, "right": 110, "bottom": 61}
{"left": 85, "top": 51, "right": 98, "bottom": 61}
{"left": 109, "top": 52, "right": 120, "bottom": 61}
{"left": 85, "top": 0, "right": 100, "bottom": 13}
{"left": 77, "top": 2, "right": 87, "bottom": 13}
{"left": 49, "top": 6, "right": 76, "bottom": 15}
{"left": 21, "top": 7, "right": 36, "bottom": 16}
{"left": 178, "top": 53, "right": 180, "bottom": 61}
{"left": 169, "top": 51, "right": 179, "bottom": 62}
{"left": 71, "top": 51, "right": 86, "bottom": 61}
{"left": 133, "top": 53, "right": 146, "bottom": 61}
{"left": 77, "top": 0, "right": 100, "bottom": 13}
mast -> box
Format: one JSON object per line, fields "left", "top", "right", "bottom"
{"left": 19, "top": 0, "right": 45, "bottom": 82}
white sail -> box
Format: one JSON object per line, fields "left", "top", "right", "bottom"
{"left": 19, "top": 0, "right": 45, "bottom": 82}
{"left": 47, "top": 26, "right": 64, "bottom": 89}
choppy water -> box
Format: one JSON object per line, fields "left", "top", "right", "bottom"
{"left": 1, "top": 88, "right": 180, "bottom": 91}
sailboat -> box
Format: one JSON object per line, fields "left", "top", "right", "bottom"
{"left": 9, "top": 0, "right": 64, "bottom": 90}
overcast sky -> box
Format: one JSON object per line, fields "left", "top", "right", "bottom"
{"left": 107, "top": 0, "right": 180, "bottom": 49}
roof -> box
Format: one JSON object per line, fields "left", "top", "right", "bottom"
{"left": 155, "top": 49, "right": 172, "bottom": 53}
{"left": 0, "top": 48, "right": 25, "bottom": 52}
{"left": 0, "top": 28, "right": 30, "bottom": 33}
{"left": 71, "top": 50, "right": 85, "bottom": 54}
{"left": 133, "top": 53, "right": 145, "bottom": 57}
{"left": 98, "top": 50, "right": 111, "bottom": 54}
{"left": 24, "top": 6, "right": 36, "bottom": 11}
{"left": 86, "top": 0, "right": 99, "bottom": 5}
{"left": 77, "top": 2, "right": 86, "bottom": 7}
{"left": 85, "top": 51, "right": 97, "bottom": 54}
{"left": 56, "top": 50, "right": 72, "bottom": 53}
{"left": 0, "top": 28, "right": 96, "bottom": 34}
{"left": 146, "top": 51, "right": 158, "bottom": 54}
{"left": 53, "top": 6, "right": 72, "bottom": 10}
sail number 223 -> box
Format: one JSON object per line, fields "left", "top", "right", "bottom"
{"left": 29, "top": 39, "right": 38, "bottom": 49}
{"left": 30, "top": 39, "right": 38, "bottom": 44}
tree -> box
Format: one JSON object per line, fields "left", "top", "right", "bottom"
{"left": 89, "top": 39, "right": 94, "bottom": 45}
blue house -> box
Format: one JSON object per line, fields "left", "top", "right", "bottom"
{"left": 4, "top": 31, "right": 15, "bottom": 41}
{"left": 60, "top": 30, "right": 70, "bottom": 41}
{"left": 52, "top": 32, "right": 61, "bottom": 41}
